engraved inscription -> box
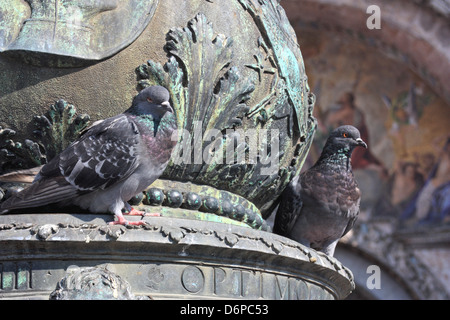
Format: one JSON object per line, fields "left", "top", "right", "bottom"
{"left": 214, "top": 267, "right": 262, "bottom": 298}
{"left": 181, "top": 266, "right": 204, "bottom": 293}
{"left": 273, "top": 275, "right": 310, "bottom": 300}
{"left": 140, "top": 264, "right": 294, "bottom": 298}
{"left": 0, "top": 261, "right": 336, "bottom": 299}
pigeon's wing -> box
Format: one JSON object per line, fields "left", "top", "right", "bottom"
{"left": 0, "top": 166, "right": 42, "bottom": 183}
{"left": 273, "top": 174, "right": 303, "bottom": 235}
{"left": 41, "top": 114, "right": 141, "bottom": 191}
{"left": 341, "top": 186, "right": 361, "bottom": 237}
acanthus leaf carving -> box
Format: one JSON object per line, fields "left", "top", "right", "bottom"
{"left": 0, "top": 99, "right": 90, "bottom": 173}
{"left": 136, "top": 13, "right": 256, "bottom": 168}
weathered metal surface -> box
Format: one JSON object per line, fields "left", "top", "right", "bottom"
{"left": 0, "top": 214, "right": 354, "bottom": 300}
{"left": 0, "top": 0, "right": 159, "bottom": 67}
{"left": 144, "top": 180, "right": 270, "bottom": 231}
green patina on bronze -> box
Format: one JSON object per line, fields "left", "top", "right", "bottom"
{"left": 0, "top": 100, "right": 90, "bottom": 171}
{"left": 135, "top": 206, "right": 253, "bottom": 230}
{"left": 16, "top": 265, "right": 28, "bottom": 289}
{"left": 0, "top": 99, "right": 90, "bottom": 172}
{"left": 143, "top": 180, "right": 269, "bottom": 230}
{"left": 2, "top": 273, "right": 13, "bottom": 289}
{"left": 33, "top": 100, "right": 91, "bottom": 160}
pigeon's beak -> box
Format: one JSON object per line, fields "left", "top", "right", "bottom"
{"left": 356, "top": 138, "right": 367, "bottom": 148}
{"left": 161, "top": 101, "right": 173, "bottom": 113}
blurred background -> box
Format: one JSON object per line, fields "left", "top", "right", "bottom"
{"left": 282, "top": 0, "right": 450, "bottom": 299}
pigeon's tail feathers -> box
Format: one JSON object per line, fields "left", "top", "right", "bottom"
{"left": 0, "top": 177, "right": 78, "bottom": 213}
{"left": 0, "top": 166, "right": 42, "bottom": 184}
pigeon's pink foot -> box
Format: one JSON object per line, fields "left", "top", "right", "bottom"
{"left": 108, "top": 216, "right": 148, "bottom": 226}
{"left": 109, "top": 208, "right": 161, "bottom": 225}
{"left": 125, "top": 208, "right": 161, "bottom": 217}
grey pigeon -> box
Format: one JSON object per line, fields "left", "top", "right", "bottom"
{"left": 273, "top": 125, "right": 367, "bottom": 256}
{"left": 0, "top": 86, "right": 177, "bottom": 226}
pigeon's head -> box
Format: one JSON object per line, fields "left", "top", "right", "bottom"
{"left": 132, "top": 86, "right": 173, "bottom": 116}
{"left": 326, "top": 125, "right": 367, "bottom": 153}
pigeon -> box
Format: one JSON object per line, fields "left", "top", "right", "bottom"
{"left": 0, "top": 167, "right": 42, "bottom": 184}
{"left": 273, "top": 125, "right": 367, "bottom": 256}
{"left": 0, "top": 86, "right": 177, "bottom": 226}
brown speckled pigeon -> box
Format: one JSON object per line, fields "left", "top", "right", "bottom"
{"left": 273, "top": 125, "right": 367, "bottom": 256}
{"left": 0, "top": 86, "right": 177, "bottom": 226}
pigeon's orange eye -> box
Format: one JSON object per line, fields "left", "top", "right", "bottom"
{"left": 342, "top": 132, "right": 348, "bottom": 138}
{"left": 147, "top": 98, "right": 153, "bottom": 103}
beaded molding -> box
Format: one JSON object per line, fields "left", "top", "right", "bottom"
{"left": 140, "top": 180, "right": 271, "bottom": 231}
